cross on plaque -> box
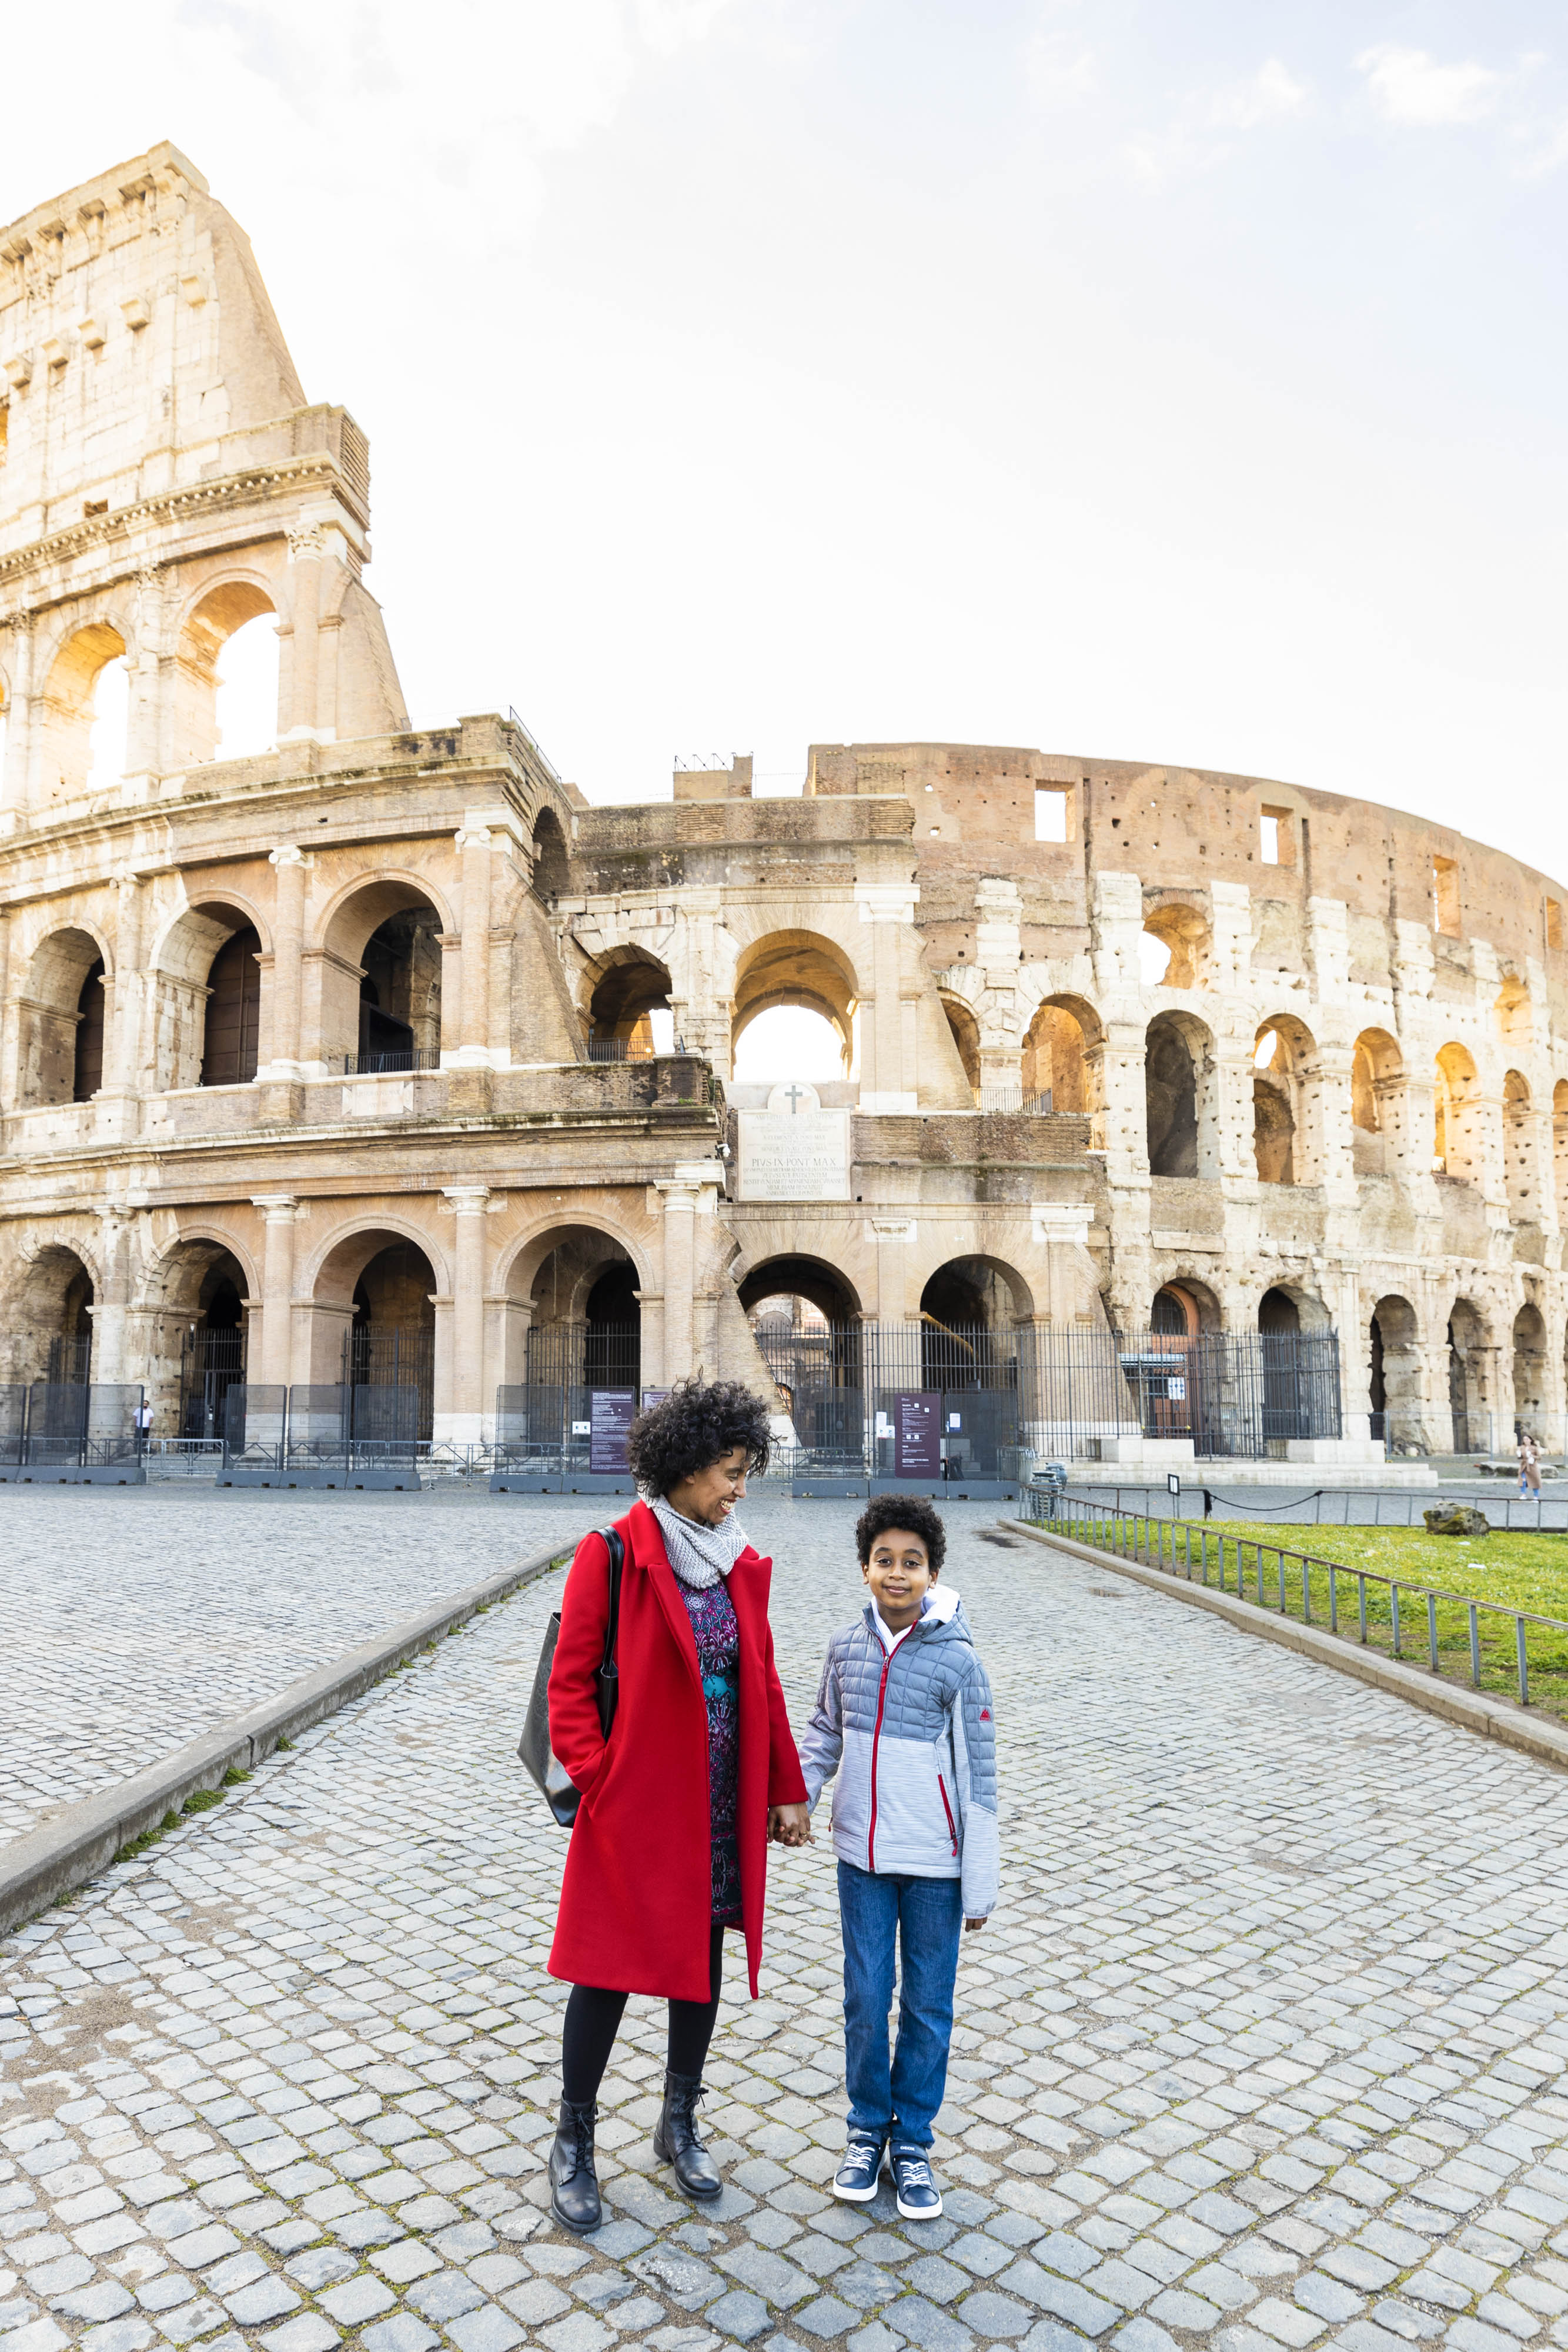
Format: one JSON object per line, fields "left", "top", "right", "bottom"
{"left": 782, "top": 1083, "right": 807, "bottom": 1114}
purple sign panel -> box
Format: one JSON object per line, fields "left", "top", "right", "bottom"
{"left": 589, "top": 1388, "right": 637, "bottom": 1473}
{"left": 895, "top": 1392, "right": 942, "bottom": 1478}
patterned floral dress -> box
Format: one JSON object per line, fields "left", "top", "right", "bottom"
{"left": 678, "top": 1579, "right": 743, "bottom": 1926}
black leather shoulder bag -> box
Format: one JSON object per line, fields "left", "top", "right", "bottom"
{"left": 517, "top": 1526, "right": 623, "bottom": 1828}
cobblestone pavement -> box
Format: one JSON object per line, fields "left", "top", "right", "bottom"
{"left": 4, "top": 1494, "right": 1568, "bottom": 2352}
{"left": 0, "top": 1490, "right": 584, "bottom": 1845}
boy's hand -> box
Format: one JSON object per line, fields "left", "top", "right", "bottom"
{"left": 768, "top": 1803, "right": 813, "bottom": 1847}
{"left": 964, "top": 1917, "right": 987, "bottom": 1932}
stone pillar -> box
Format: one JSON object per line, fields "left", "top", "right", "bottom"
{"left": 280, "top": 526, "right": 324, "bottom": 740}
{"left": 1309, "top": 1044, "right": 1357, "bottom": 1194}
{"left": 855, "top": 877, "right": 920, "bottom": 1112}
{"left": 973, "top": 878, "right": 1023, "bottom": 1098}
{"left": 252, "top": 1195, "right": 300, "bottom": 1389}
{"left": 440, "top": 1186, "right": 492, "bottom": 1441}
{"left": 89, "top": 1210, "right": 136, "bottom": 1388}
{"left": 1, "top": 614, "right": 35, "bottom": 820}
{"left": 656, "top": 1162, "right": 723, "bottom": 1380}
{"left": 106, "top": 867, "right": 145, "bottom": 1099}
{"left": 870, "top": 1217, "right": 917, "bottom": 1325}
{"left": 264, "top": 845, "right": 309, "bottom": 1077}
{"left": 454, "top": 826, "right": 494, "bottom": 1068}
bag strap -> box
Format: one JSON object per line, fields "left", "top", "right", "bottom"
{"left": 599, "top": 1526, "right": 624, "bottom": 1675}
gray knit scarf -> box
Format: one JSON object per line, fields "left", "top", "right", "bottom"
{"left": 648, "top": 1494, "right": 748, "bottom": 1589}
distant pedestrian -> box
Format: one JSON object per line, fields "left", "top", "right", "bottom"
{"left": 800, "top": 1495, "right": 998, "bottom": 2223}
{"left": 545, "top": 1379, "right": 809, "bottom": 2233}
{"left": 1519, "top": 1433, "right": 1542, "bottom": 1495}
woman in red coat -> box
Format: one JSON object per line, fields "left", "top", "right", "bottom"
{"left": 546, "top": 1379, "right": 810, "bottom": 2232}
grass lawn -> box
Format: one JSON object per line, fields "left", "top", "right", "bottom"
{"left": 1041, "top": 1504, "right": 1568, "bottom": 1721}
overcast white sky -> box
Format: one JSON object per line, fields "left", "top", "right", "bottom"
{"left": 5, "top": 2, "right": 1566, "bottom": 873}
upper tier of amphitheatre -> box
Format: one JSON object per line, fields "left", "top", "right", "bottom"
{"left": 0, "top": 142, "right": 1564, "bottom": 1474}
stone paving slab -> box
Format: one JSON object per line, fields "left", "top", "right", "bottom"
{"left": 2, "top": 1499, "right": 1568, "bottom": 2352}
{"left": 0, "top": 1490, "right": 586, "bottom": 1846}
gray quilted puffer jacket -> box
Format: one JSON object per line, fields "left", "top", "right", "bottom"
{"left": 798, "top": 1588, "right": 998, "bottom": 1918}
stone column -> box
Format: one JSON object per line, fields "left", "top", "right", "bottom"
{"left": 854, "top": 878, "right": 920, "bottom": 1112}
{"left": 454, "top": 826, "right": 494, "bottom": 1068}
{"left": 1309, "top": 1043, "right": 1357, "bottom": 1194}
{"left": 280, "top": 524, "right": 325, "bottom": 740}
{"left": 656, "top": 1162, "right": 723, "bottom": 1380}
{"left": 89, "top": 1210, "right": 136, "bottom": 1388}
{"left": 252, "top": 1195, "right": 300, "bottom": 1390}
{"left": 264, "top": 845, "right": 309, "bottom": 1077}
{"left": 440, "top": 1186, "right": 492, "bottom": 1442}
{"left": 870, "top": 1217, "right": 917, "bottom": 1325}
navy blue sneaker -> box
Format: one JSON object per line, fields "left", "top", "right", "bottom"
{"left": 891, "top": 2146, "right": 942, "bottom": 2220}
{"left": 833, "top": 2136, "right": 885, "bottom": 2202}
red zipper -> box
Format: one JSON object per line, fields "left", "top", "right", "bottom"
{"left": 938, "top": 1773, "right": 958, "bottom": 1857}
{"left": 866, "top": 1651, "right": 893, "bottom": 1871}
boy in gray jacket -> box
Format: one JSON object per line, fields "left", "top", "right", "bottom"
{"left": 798, "top": 1495, "right": 997, "bottom": 2220}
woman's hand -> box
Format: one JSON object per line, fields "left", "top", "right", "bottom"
{"left": 768, "top": 1803, "right": 813, "bottom": 1847}
{"left": 964, "top": 1917, "right": 987, "bottom": 1933}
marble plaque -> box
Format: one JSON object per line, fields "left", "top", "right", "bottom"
{"left": 735, "top": 1107, "right": 852, "bottom": 1202}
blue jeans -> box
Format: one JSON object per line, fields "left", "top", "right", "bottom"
{"left": 837, "top": 1859, "right": 962, "bottom": 2150}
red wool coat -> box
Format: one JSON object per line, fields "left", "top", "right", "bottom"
{"left": 547, "top": 1500, "right": 807, "bottom": 2003}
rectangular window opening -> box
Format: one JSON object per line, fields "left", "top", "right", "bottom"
{"left": 1034, "top": 786, "right": 1069, "bottom": 843}
{"left": 1433, "top": 855, "right": 1460, "bottom": 936}
{"left": 1260, "top": 804, "right": 1295, "bottom": 867}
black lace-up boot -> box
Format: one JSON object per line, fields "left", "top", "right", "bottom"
{"left": 549, "top": 2099, "right": 601, "bottom": 2233}
{"left": 653, "top": 2069, "right": 723, "bottom": 2199}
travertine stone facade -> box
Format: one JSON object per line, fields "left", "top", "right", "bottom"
{"left": 2, "top": 149, "right": 1564, "bottom": 1455}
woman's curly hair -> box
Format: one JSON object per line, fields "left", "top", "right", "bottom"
{"left": 627, "top": 1378, "right": 773, "bottom": 1496}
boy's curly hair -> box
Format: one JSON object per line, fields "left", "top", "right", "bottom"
{"left": 855, "top": 1492, "right": 946, "bottom": 1575}
{"left": 627, "top": 1378, "right": 773, "bottom": 1495}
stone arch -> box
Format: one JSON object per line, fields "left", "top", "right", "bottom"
{"left": 1145, "top": 1010, "right": 1215, "bottom": 1179}
{"left": 738, "top": 1253, "right": 863, "bottom": 1327}
{"left": 1150, "top": 1277, "right": 1221, "bottom": 1336}
{"left": 318, "top": 876, "right": 450, "bottom": 1071}
{"left": 17, "top": 924, "right": 113, "bottom": 1107}
{"left": 303, "top": 1220, "right": 447, "bottom": 1404}
{"left": 1022, "top": 995, "right": 1095, "bottom": 1113}
{"left": 1142, "top": 898, "right": 1211, "bottom": 989}
{"left": 170, "top": 576, "right": 279, "bottom": 769}
{"left": 138, "top": 1231, "right": 257, "bottom": 1439}
{"left": 1369, "top": 1292, "right": 1422, "bottom": 1454}
{"left": 500, "top": 1219, "right": 648, "bottom": 1392}
{"left": 1435, "top": 1041, "right": 1483, "bottom": 1181}
{"left": 1253, "top": 1015, "right": 1320, "bottom": 1186}
{"left": 306, "top": 1217, "right": 452, "bottom": 1309}
{"left": 1256, "top": 1284, "right": 1332, "bottom": 1334}
{"left": 498, "top": 1212, "right": 656, "bottom": 1307}
{"left": 530, "top": 806, "right": 570, "bottom": 902}
{"left": 1503, "top": 1069, "right": 1539, "bottom": 1225}
{"left": 583, "top": 946, "right": 674, "bottom": 1055}
{"left": 1447, "top": 1294, "right": 1492, "bottom": 1452}
{"left": 731, "top": 930, "right": 858, "bottom": 1069}
{"left": 938, "top": 992, "right": 980, "bottom": 1100}
{"left": 2, "top": 1241, "right": 98, "bottom": 1384}
{"left": 918, "top": 1254, "right": 1034, "bottom": 1390}
{"left": 1513, "top": 1301, "right": 1547, "bottom": 1437}
{"left": 148, "top": 900, "right": 271, "bottom": 1092}
{"left": 1351, "top": 1026, "right": 1402, "bottom": 1176}
{"left": 34, "top": 618, "right": 129, "bottom": 801}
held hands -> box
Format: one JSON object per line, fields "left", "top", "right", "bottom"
{"left": 768, "top": 1803, "right": 813, "bottom": 1848}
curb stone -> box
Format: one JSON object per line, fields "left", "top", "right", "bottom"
{"left": 0, "top": 1539, "right": 569, "bottom": 1937}
{"left": 1004, "top": 1517, "right": 1568, "bottom": 1774}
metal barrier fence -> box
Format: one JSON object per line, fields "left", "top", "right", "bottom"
{"left": 0, "top": 1383, "right": 146, "bottom": 1472}
{"left": 220, "top": 1384, "right": 421, "bottom": 1479}
{"left": 1018, "top": 1484, "right": 1568, "bottom": 1715}
{"left": 1065, "top": 1481, "right": 1568, "bottom": 1531}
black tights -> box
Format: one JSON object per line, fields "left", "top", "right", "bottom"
{"left": 561, "top": 1923, "right": 725, "bottom": 2106}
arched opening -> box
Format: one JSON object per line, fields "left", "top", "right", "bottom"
{"left": 347, "top": 1239, "right": 437, "bottom": 1438}
{"left": 1369, "top": 1294, "right": 1422, "bottom": 1455}
{"left": 742, "top": 1257, "right": 861, "bottom": 1421}
{"left": 731, "top": 931, "right": 857, "bottom": 1081}
{"left": 586, "top": 949, "right": 673, "bottom": 1061}
{"left": 173, "top": 583, "right": 277, "bottom": 769}
{"left": 732, "top": 1007, "right": 845, "bottom": 1084}
{"left": 1151, "top": 1285, "right": 1198, "bottom": 1338}
{"left": 1141, "top": 901, "right": 1209, "bottom": 990}
{"left": 1503, "top": 1070, "right": 1539, "bottom": 1225}
{"left": 1435, "top": 1043, "right": 1482, "bottom": 1181}
{"left": 1352, "top": 1027, "right": 1401, "bottom": 1177}
{"left": 523, "top": 1228, "right": 642, "bottom": 1395}
{"left": 321, "top": 881, "right": 447, "bottom": 1073}
{"left": 1145, "top": 1014, "right": 1209, "bottom": 1179}
{"left": 200, "top": 921, "right": 262, "bottom": 1087}
{"left": 17, "top": 928, "right": 109, "bottom": 1108}
{"left": 919, "top": 1257, "right": 1027, "bottom": 1387}
{"left": 212, "top": 610, "right": 279, "bottom": 760}
{"left": 1259, "top": 1288, "right": 1300, "bottom": 1335}
{"left": 1253, "top": 1039, "right": 1295, "bottom": 1184}
{"left": 177, "top": 1250, "right": 250, "bottom": 1440}
{"left": 939, "top": 995, "right": 980, "bottom": 1102}
{"left": 4, "top": 1245, "right": 96, "bottom": 1385}
{"left": 149, "top": 903, "right": 268, "bottom": 1093}
{"left": 530, "top": 807, "right": 570, "bottom": 902}
{"left": 1513, "top": 1304, "right": 1547, "bottom": 1439}
{"left": 1022, "top": 1000, "right": 1089, "bottom": 1114}
{"left": 36, "top": 622, "right": 127, "bottom": 804}
{"left": 1447, "top": 1297, "right": 1490, "bottom": 1454}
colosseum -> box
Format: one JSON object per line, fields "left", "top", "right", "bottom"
{"left": 1, "top": 143, "right": 1562, "bottom": 1486}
